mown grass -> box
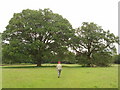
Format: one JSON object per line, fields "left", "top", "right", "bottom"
{"left": 2, "top": 64, "right": 118, "bottom": 88}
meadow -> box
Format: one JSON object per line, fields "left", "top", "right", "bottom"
{"left": 2, "top": 64, "right": 118, "bottom": 88}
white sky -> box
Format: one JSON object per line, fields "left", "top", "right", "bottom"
{"left": 0, "top": 0, "right": 119, "bottom": 34}
{"left": 0, "top": 0, "right": 119, "bottom": 52}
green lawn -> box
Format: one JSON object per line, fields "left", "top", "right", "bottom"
{"left": 2, "top": 64, "right": 118, "bottom": 88}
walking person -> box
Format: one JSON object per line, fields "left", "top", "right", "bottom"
{"left": 56, "top": 61, "right": 62, "bottom": 78}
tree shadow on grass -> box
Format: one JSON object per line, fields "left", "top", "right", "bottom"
{"left": 1, "top": 65, "right": 87, "bottom": 69}
{"left": 2, "top": 65, "right": 55, "bottom": 69}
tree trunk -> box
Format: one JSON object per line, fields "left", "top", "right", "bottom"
{"left": 37, "top": 60, "right": 42, "bottom": 67}
{"left": 87, "top": 54, "right": 92, "bottom": 67}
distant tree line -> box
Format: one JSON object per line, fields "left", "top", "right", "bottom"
{"left": 2, "top": 8, "right": 120, "bottom": 67}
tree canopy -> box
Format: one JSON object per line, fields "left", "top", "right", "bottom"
{"left": 71, "top": 22, "right": 119, "bottom": 66}
{"left": 2, "top": 9, "right": 74, "bottom": 66}
{"left": 2, "top": 9, "right": 119, "bottom": 67}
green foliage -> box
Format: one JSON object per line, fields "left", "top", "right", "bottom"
{"left": 113, "top": 54, "right": 120, "bottom": 64}
{"left": 92, "top": 52, "right": 113, "bottom": 66}
{"left": 2, "top": 9, "right": 74, "bottom": 66}
{"left": 2, "top": 42, "right": 31, "bottom": 64}
{"left": 62, "top": 51, "right": 76, "bottom": 64}
{"left": 76, "top": 53, "right": 89, "bottom": 66}
{"left": 73, "top": 22, "right": 119, "bottom": 67}
{"left": 2, "top": 8, "right": 119, "bottom": 67}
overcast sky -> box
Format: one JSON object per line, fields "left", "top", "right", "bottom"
{"left": 0, "top": 0, "right": 119, "bottom": 52}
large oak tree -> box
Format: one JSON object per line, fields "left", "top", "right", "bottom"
{"left": 2, "top": 9, "right": 74, "bottom": 66}
{"left": 71, "top": 22, "right": 119, "bottom": 66}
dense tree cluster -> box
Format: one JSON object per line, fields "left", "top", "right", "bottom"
{"left": 2, "top": 9, "right": 119, "bottom": 67}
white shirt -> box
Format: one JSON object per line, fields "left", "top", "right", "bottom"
{"left": 56, "top": 64, "right": 62, "bottom": 70}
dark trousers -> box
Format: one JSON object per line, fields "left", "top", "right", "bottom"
{"left": 58, "top": 69, "right": 62, "bottom": 77}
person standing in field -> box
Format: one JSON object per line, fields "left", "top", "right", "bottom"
{"left": 56, "top": 61, "right": 62, "bottom": 78}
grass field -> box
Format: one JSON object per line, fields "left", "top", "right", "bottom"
{"left": 2, "top": 64, "right": 118, "bottom": 88}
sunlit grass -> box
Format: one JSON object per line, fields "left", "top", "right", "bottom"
{"left": 2, "top": 64, "right": 118, "bottom": 88}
